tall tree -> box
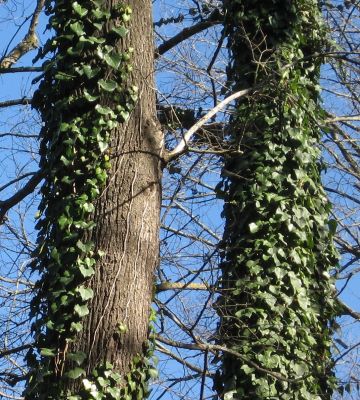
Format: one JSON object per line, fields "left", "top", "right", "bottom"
{"left": 23, "top": 0, "right": 162, "bottom": 398}
{"left": 0, "top": 1, "right": 359, "bottom": 399}
{"left": 215, "top": 0, "right": 339, "bottom": 399}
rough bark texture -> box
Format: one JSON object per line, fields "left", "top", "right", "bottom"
{"left": 70, "top": 0, "right": 162, "bottom": 380}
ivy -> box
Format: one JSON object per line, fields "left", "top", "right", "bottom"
{"left": 216, "top": 1, "right": 339, "bottom": 399}
{"left": 24, "top": 1, "right": 155, "bottom": 398}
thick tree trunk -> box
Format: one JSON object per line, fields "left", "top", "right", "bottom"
{"left": 71, "top": 0, "right": 162, "bottom": 375}
{"left": 24, "top": 0, "right": 162, "bottom": 398}
{"left": 215, "top": 1, "right": 337, "bottom": 399}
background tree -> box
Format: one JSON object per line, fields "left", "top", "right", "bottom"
{"left": 215, "top": 1, "right": 338, "bottom": 398}
{"left": 0, "top": 0, "right": 359, "bottom": 399}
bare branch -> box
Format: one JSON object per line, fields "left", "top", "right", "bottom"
{"left": 155, "top": 10, "right": 222, "bottom": 58}
{"left": 156, "top": 281, "right": 211, "bottom": 293}
{"left": 0, "top": 0, "right": 46, "bottom": 68}
{"left": 164, "top": 89, "right": 252, "bottom": 163}
{"left": 0, "top": 67, "right": 42, "bottom": 74}
{"left": 0, "top": 171, "right": 43, "bottom": 223}
{"left": 0, "top": 98, "right": 32, "bottom": 109}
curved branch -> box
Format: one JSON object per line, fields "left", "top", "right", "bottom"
{"left": 164, "top": 88, "right": 252, "bottom": 163}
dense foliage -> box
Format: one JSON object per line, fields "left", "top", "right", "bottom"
{"left": 215, "top": 1, "right": 339, "bottom": 399}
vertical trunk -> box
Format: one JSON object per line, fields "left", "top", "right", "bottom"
{"left": 73, "top": 0, "right": 161, "bottom": 376}
{"left": 24, "top": 0, "right": 161, "bottom": 398}
{"left": 215, "top": 1, "right": 337, "bottom": 399}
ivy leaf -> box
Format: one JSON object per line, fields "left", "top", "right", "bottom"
{"left": 111, "top": 26, "right": 128, "bottom": 38}
{"left": 249, "top": 222, "right": 259, "bottom": 233}
{"left": 67, "top": 42, "right": 85, "bottom": 56}
{"left": 240, "top": 364, "right": 254, "bottom": 375}
{"left": 148, "top": 368, "right": 158, "bottom": 379}
{"left": 76, "top": 286, "right": 94, "bottom": 301}
{"left": 76, "top": 240, "right": 89, "bottom": 253}
{"left": 99, "top": 141, "right": 108, "bottom": 153}
{"left": 95, "top": 104, "right": 113, "bottom": 115}
{"left": 67, "top": 351, "right": 87, "bottom": 365}
{"left": 98, "top": 79, "right": 118, "bottom": 92}
{"left": 84, "top": 90, "right": 99, "bottom": 102}
{"left": 97, "top": 250, "right": 105, "bottom": 257}
{"left": 91, "top": 8, "right": 109, "bottom": 20}
{"left": 82, "top": 65, "right": 100, "bottom": 79}
{"left": 66, "top": 367, "right": 85, "bottom": 379}
{"left": 70, "top": 21, "right": 85, "bottom": 36}
{"left": 74, "top": 304, "right": 89, "bottom": 317}
{"left": 40, "top": 348, "right": 56, "bottom": 357}
{"left": 104, "top": 53, "right": 122, "bottom": 69}
{"left": 70, "top": 321, "right": 83, "bottom": 333}
{"left": 119, "top": 110, "right": 130, "bottom": 122}
{"left": 224, "top": 391, "right": 236, "bottom": 400}
{"left": 60, "top": 155, "right": 72, "bottom": 166}
{"left": 79, "top": 265, "right": 95, "bottom": 278}
{"left": 72, "top": 2, "right": 88, "bottom": 17}
{"left": 83, "top": 202, "right": 95, "bottom": 212}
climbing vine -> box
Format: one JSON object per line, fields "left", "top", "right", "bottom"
{"left": 215, "top": 1, "right": 339, "bottom": 399}
{"left": 23, "top": 1, "right": 155, "bottom": 398}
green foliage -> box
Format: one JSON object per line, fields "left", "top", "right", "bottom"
{"left": 23, "top": 0, "right": 155, "bottom": 398}
{"left": 216, "top": 1, "right": 339, "bottom": 399}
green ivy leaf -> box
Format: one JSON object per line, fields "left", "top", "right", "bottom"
{"left": 72, "top": 2, "right": 88, "bottom": 17}
{"left": 76, "top": 286, "right": 94, "bottom": 301}
{"left": 82, "top": 65, "right": 101, "bottom": 79}
{"left": 67, "top": 351, "right": 87, "bottom": 365}
{"left": 98, "top": 79, "right": 118, "bottom": 92}
{"left": 66, "top": 367, "right": 85, "bottom": 379}
{"left": 104, "top": 53, "right": 122, "bottom": 69}
{"left": 70, "top": 21, "right": 85, "bottom": 36}
{"left": 148, "top": 368, "right": 158, "bottom": 379}
{"left": 79, "top": 265, "right": 95, "bottom": 278}
{"left": 74, "top": 304, "right": 89, "bottom": 317}
{"left": 84, "top": 90, "right": 99, "bottom": 102}
{"left": 249, "top": 222, "right": 259, "bottom": 233}
{"left": 95, "top": 104, "right": 113, "bottom": 115}
{"left": 70, "top": 322, "right": 83, "bottom": 333}
{"left": 111, "top": 26, "right": 128, "bottom": 38}
{"left": 107, "top": 387, "right": 121, "bottom": 398}
{"left": 40, "top": 348, "right": 56, "bottom": 357}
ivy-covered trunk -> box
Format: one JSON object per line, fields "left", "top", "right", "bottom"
{"left": 216, "top": 1, "right": 338, "bottom": 399}
{"left": 24, "top": 0, "right": 161, "bottom": 398}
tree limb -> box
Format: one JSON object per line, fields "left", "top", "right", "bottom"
{"left": 0, "top": 0, "right": 45, "bottom": 68}
{"left": 155, "top": 10, "right": 222, "bottom": 58}
{"left": 164, "top": 88, "right": 252, "bottom": 163}
{"left": 338, "top": 299, "right": 360, "bottom": 320}
{"left": 0, "top": 171, "right": 43, "bottom": 223}
{"left": 0, "top": 66, "right": 42, "bottom": 74}
{"left": 0, "top": 98, "right": 32, "bottom": 109}
{"left": 156, "top": 281, "right": 212, "bottom": 293}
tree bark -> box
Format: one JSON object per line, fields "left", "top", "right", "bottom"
{"left": 71, "top": 0, "right": 162, "bottom": 378}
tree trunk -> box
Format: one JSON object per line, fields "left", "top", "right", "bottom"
{"left": 72, "top": 0, "right": 162, "bottom": 376}
{"left": 24, "top": 0, "right": 162, "bottom": 398}
{"left": 215, "top": 1, "right": 338, "bottom": 399}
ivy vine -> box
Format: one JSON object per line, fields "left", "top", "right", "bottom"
{"left": 24, "top": 1, "right": 155, "bottom": 398}
{"left": 215, "top": 1, "right": 339, "bottom": 399}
